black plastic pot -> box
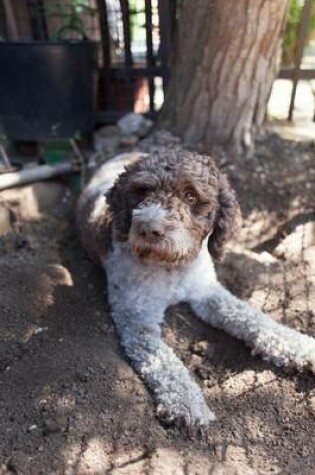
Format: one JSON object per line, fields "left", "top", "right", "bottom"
{"left": 0, "top": 41, "right": 97, "bottom": 140}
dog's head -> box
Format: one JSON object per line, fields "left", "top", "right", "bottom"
{"left": 106, "top": 150, "right": 241, "bottom": 265}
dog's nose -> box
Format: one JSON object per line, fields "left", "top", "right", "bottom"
{"left": 138, "top": 222, "right": 165, "bottom": 240}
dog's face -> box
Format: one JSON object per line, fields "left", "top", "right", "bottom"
{"left": 107, "top": 151, "right": 241, "bottom": 265}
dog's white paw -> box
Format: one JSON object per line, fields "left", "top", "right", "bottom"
{"left": 156, "top": 397, "right": 215, "bottom": 435}
{"left": 299, "top": 342, "right": 315, "bottom": 373}
{"left": 253, "top": 329, "right": 315, "bottom": 374}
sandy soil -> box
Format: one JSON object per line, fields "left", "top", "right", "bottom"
{"left": 0, "top": 133, "right": 315, "bottom": 475}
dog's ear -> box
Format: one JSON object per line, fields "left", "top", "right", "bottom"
{"left": 106, "top": 171, "right": 127, "bottom": 209}
{"left": 208, "top": 174, "right": 241, "bottom": 260}
{"left": 105, "top": 171, "right": 131, "bottom": 238}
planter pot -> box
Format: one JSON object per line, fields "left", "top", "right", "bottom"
{"left": 0, "top": 41, "right": 97, "bottom": 140}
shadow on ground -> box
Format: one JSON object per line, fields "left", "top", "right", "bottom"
{"left": 0, "top": 132, "right": 315, "bottom": 474}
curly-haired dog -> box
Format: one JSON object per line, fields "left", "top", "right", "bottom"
{"left": 77, "top": 149, "right": 315, "bottom": 432}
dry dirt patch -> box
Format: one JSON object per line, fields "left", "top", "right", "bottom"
{"left": 0, "top": 134, "right": 315, "bottom": 474}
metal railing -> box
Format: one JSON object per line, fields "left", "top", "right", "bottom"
{"left": 95, "top": 0, "right": 174, "bottom": 120}
{"left": 2, "top": 0, "right": 315, "bottom": 122}
{"left": 279, "top": 0, "right": 315, "bottom": 121}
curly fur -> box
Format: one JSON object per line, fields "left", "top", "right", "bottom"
{"left": 208, "top": 173, "right": 241, "bottom": 260}
{"left": 105, "top": 149, "right": 241, "bottom": 264}
{"left": 77, "top": 149, "right": 315, "bottom": 433}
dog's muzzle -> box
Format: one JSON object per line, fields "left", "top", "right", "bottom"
{"left": 128, "top": 203, "right": 195, "bottom": 264}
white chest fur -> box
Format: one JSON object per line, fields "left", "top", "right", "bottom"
{"left": 103, "top": 239, "right": 217, "bottom": 330}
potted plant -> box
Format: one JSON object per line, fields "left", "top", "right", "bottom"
{"left": 0, "top": 1, "right": 98, "bottom": 141}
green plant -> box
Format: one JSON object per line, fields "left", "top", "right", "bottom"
{"left": 30, "top": 1, "right": 97, "bottom": 41}
{"left": 282, "top": 0, "right": 315, "bottom": 66}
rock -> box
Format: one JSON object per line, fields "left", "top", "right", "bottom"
{"left": 0, "top": 204, "right": 11, "bottom": 236}
{"left": 189, "top": 354, "right": 203, "bottom": 368}
{"left": 195, "top": 365, "right": 210, "bottom": 380}
{"left": 27, "top": 424, "right": 38, "bottom": 432}
{"left": 119, "top": 134, "right": 139, "bottom": 147}
{"left": 94, "top": 125, "right": 121, "bottom": 155}
{"left": 190, "top": 340, "right": 208, "bottom": 356}
{"left": 117, "top": 113, "right": 153, "bottom": 137}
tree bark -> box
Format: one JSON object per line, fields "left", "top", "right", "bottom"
{"left": 161, "top": 0, "right": 289, "bottom": 156}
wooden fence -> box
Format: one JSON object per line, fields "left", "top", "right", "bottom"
{"left": 279, "top": 0, "right": 315, "bottom": 121}
{"left": 2, "top": 0, "right": 315, "bottom": 122}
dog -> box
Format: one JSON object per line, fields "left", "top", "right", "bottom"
{"left": 77, "top": 148, "right": 315, "bottom": 432}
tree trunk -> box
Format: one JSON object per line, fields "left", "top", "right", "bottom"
{"left": 161, "top": 0, "right": 289, "bottom": 156}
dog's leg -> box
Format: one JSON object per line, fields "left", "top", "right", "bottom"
{"left": 111, "top": 310, "right": 216, "bottom": 432}
{"left": 188, "top": 283, "right": 315, "bottom": 373}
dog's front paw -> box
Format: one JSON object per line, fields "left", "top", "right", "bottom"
{"left": 294, "top": 338, "right": 315, "bottom": 373}
{"left": 253, "top": 328, "right": 315, "bottom": 374}
{"left": 156, "top": 396, "right": 215, "bottom": 435}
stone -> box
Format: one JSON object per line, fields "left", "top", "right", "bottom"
{"left": 117, "top": 113, "right": 153, "bottom": 137}
{"left": 119, "top": 134, "right": 139, "bottom": 147}
{"left": 195, "top": 365, "right": 210, "bottom": 380}
{"left": 94, "top": 125, "right": 121, "bottom": 155}
{"left": 189, "top": 354, "right": 203, "bottom": 367}
{"left": 190, "top": 340, "right": 208, "bottom": 356}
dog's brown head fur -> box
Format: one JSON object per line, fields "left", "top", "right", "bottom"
{"left": 107, "top": 149, "right": 241, "bottom": 265}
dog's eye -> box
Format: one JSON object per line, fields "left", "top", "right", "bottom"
{"left": 183, "top": 191, "right": 197, "bottom": 205}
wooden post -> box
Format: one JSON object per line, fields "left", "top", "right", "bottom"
{"left": 3, "top": 0, "right": 19, "bottom": 40}
{"left": 0, "top": 162, "right": 79, "bottom": 191}
{"left": 120, "top": 0, "right": 134, "bottom": 111}
{"left": 145, "top": 0, "right": 155, "bottom": 112}
{"left": 288, "top": 0, "right": 313, "bottom": 121}
{"left": 158, "top": 0, "right": 172, "bottom": 90}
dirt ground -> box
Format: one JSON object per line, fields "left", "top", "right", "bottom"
{"left": 0, "top": 132, "right": 315, "bottom": 475}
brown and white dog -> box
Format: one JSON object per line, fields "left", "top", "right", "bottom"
{"left": 77, "top": 149, "right": 315, "bottom": 433}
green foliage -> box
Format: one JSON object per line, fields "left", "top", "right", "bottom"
{"left": 30, "top": 1, "right": 97, "bottom": 41}
{"left": 127, "top": 0, "right": 149, "bottom": 47}
{"left": 282, "top": 0, "right": 315, "bottom": 66}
